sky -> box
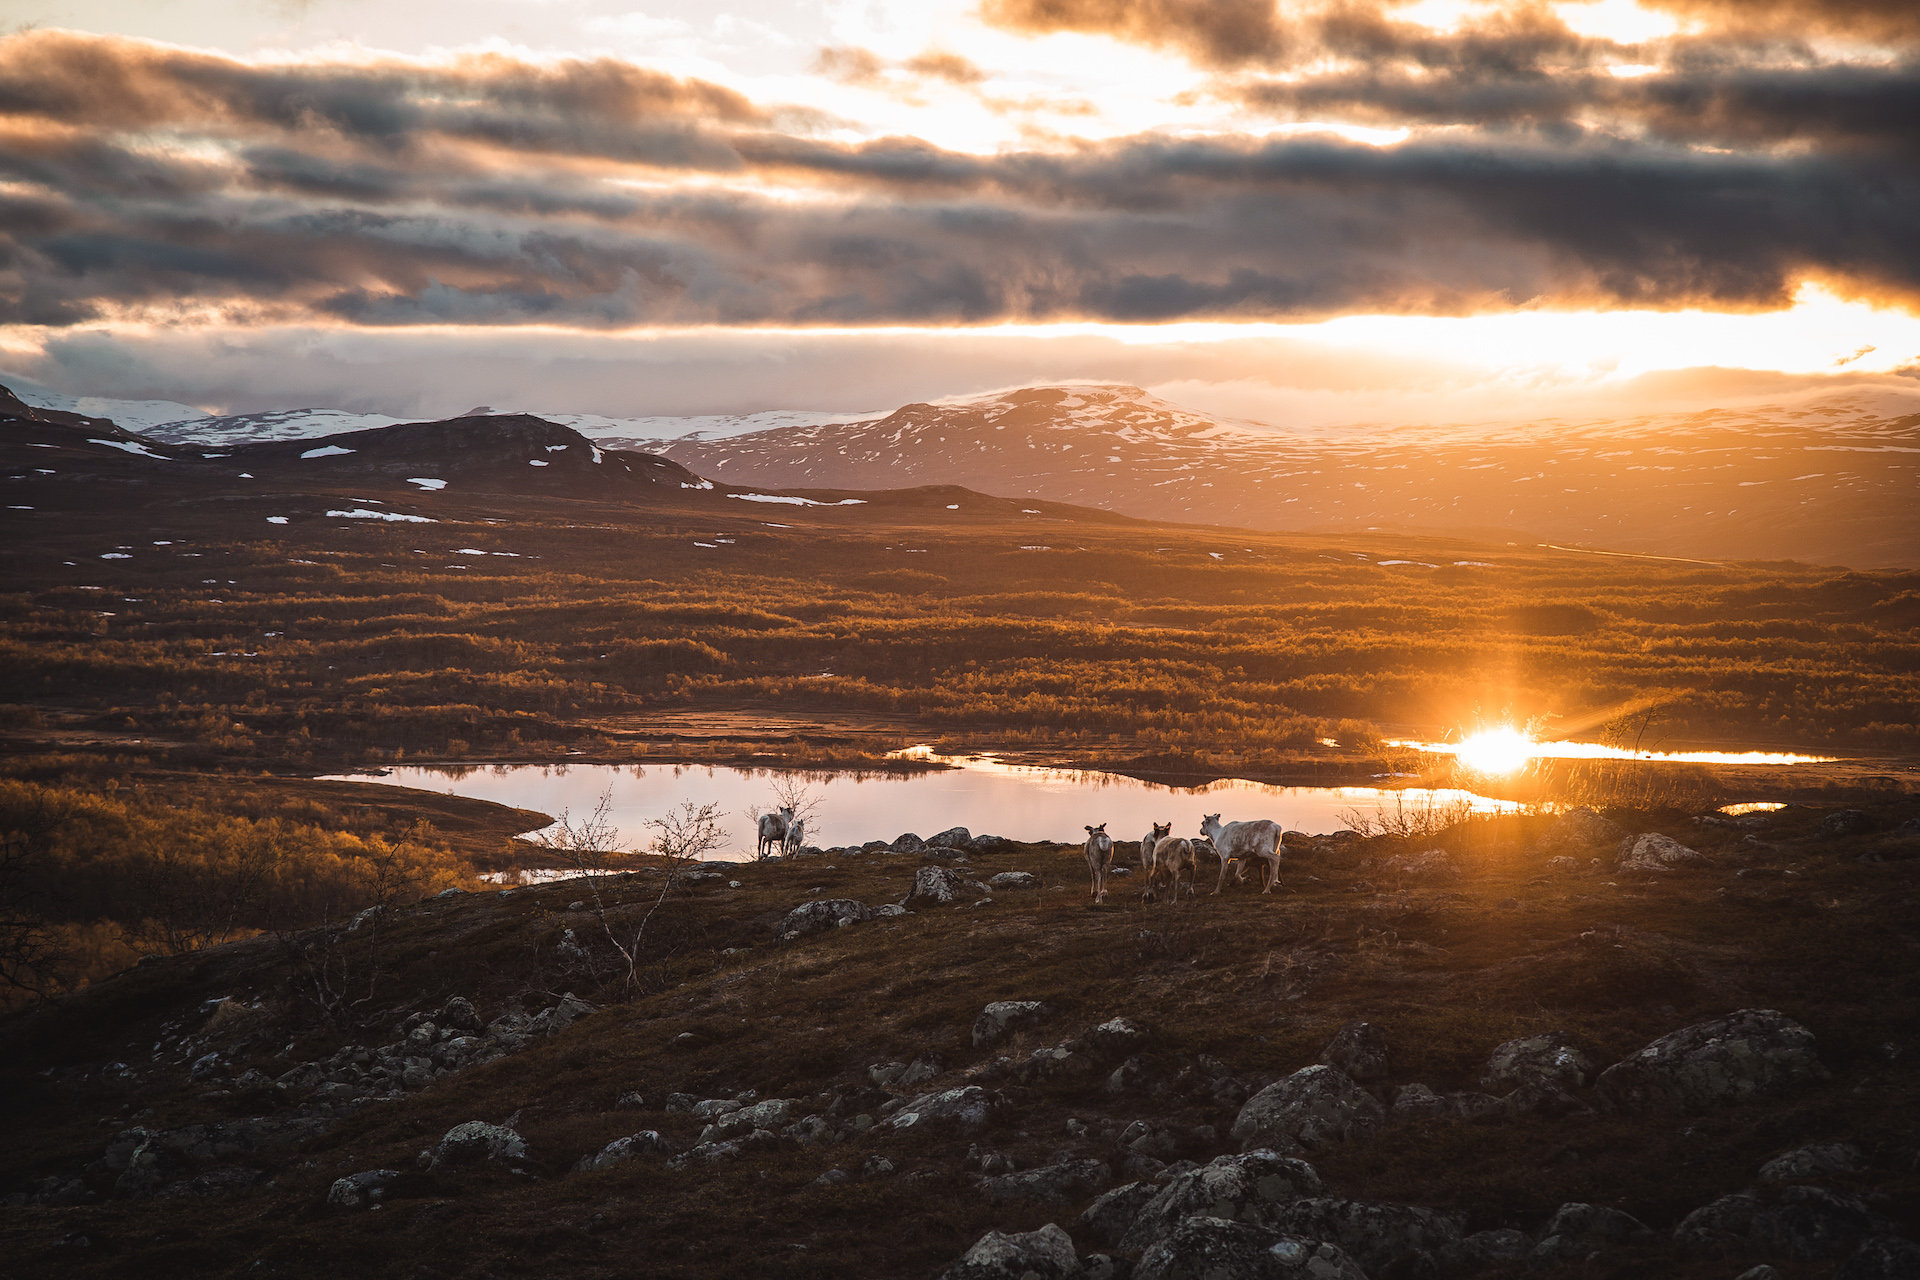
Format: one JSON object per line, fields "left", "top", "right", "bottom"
{"left": 1, "top": 0, "right": 1917, "bottom": 423}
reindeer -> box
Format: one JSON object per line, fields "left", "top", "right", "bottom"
{"left": 1142, "top": 834, "right": 1196, "bottom": 903}
{"left": 1084, "top": 823, "right": 1116, "bottom": 903}
{"left": 1199, "top": 813, "right": 1285, "bottom": 894}
{"left": 1139, "top": 821, "right": 1171, "bottom": 873}
{"left": 781, "top": 817, "right": 806, "bottom": 858}
{"left": 756, "top": 806, "right": 794, "bottom": 860}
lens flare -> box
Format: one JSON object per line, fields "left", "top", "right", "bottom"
{"left": 1454, "top": 727, "right": 1536, "bottom": 775}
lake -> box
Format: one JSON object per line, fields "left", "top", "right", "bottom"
{"left": 328, "top": 751, "right": 1526, "bottom": 864}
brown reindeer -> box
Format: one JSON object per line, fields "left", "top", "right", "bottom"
{"left": 1142, "top": 834, "right": 1197, "bottom": 903}
{"left": 1084, "top": 823, "right": 1116, "bottom": 903}
{"left": 1138, "top": 821, "right": 1171, "bottom": 873}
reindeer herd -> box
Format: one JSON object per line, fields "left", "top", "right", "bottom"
{"left": 1084, "top": 814, "right": 1286, "bottom": 905}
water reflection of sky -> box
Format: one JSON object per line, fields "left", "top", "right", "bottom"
{"left": 329, "top": 753, "right": 1522, "bottom": 863}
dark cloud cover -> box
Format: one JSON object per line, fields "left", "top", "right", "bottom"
{"left": 0, "top": 22, "right": 1915, "bottom": 330}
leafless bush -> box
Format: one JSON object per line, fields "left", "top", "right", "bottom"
{"left": 1338, "top": 791, "right": 1473, "bottom": 843}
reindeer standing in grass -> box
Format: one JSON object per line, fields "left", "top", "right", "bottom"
{"left": 1084, "top": 823, "right": 1116, "bottom": 903}
{"left": 1139, "top": 822, "right": 1170, "bottom": 875}
{"left": 1142, "top": 832, "right": 1197, "bottom": 903}
{"left": 756, "top": 806, "right": 794, "bottom": 860}
{"left": 781, "top": 817, "right": 806, "bottom": 858}
{"left": 1200, "top": 813, "right": 1285, "bottom": 894}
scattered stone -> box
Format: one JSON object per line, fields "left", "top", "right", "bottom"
{"left": 1595, "top": 1009, "right": 1828, "bottom": 1113}
{"left": 1482, "top": 1031, "right": 1596, "bottom": 1092}
{"left": 1839, "top": 1236, "right": 1920, "bottom": 1279}
{"left": 987, "top": 871, "right": 1039, "bottom": 890}
{"left": 891, "top": 1085, "right": 1000, "bottom": 1131}
{"left": 1319, "top": 1021, "right": 1389, "bottom": 1083}
{"left": 1380, "top": 849, "right": 1457, "bottom": 877}
{"left": 1229, "top": 1065, "right": 1385, "bottom": 1152}
{"left": 1443, "top": 1228, "right": 1533, "bottom": 1269}
{"left": 1133, "top": 1218, "right": 1369, "bottom": 1280}
{"left": 891, "top": 832, "right": 928, "bottom": 853}
{"left": 904, "top": 865, "right": 985, "bottom": 909}
{"left": 1821, "top": 810, "right": 1877, "bottom": 837}
{"left": 1759, "top": 1142, "right": 1866, "bottom": 1185}
{"left": 938, "top": 1223, "right": 1080, "bottom": 1280}
{"left": 973, "top": 1001, "right": 1051, "bottom": 1049}
{"left": 1389, "top": 1083, "right": 1448, "bottom": 1125}
{"left": 1617, "top": 832, "right": 1706, "bottom": 871}
{"left": 1734, "top": 1267, "right": 1781, "bottom": 1280}
{"left": 1532, "top": 1202, "right": 1652, "bottom": 1260}
{"left": 1118, "top": 1151, "right": 1325, "bottom": 1252}
{"left": 158, "top": 1167, "right": 266, "bottom": 1198}
{"left": 1079, "top": 1181, "right": 1161, "bottom": 1249}
{"left": 980, "top": 1158, "right": 1111, "bottom": 1206}
{"left": 429, "top": 1122, "right": 528, "bottom": 1172}
{"left": 1754, "top": 1187, "right": 1888, "bottom": 1260}
{"left": 573, "top": 1132, "right": 667, "bottom": 1172}
{"left": 777, "top": 898, "right": 875, "bottom": 941}
{"left": 327, "top": 1169, "right": 401, "bottom": 1210}
{"left": 1272, "top": 1197, "right": 1465, "bottom": 1275}
{"left": 438, "top": 996, "right": 483, "bottom": 1033}
{"left": 615, "top": 1091, "right": 645, "bottom": 1110}
{"left": 928, "top": 826, "right": 973, "bottom": 850}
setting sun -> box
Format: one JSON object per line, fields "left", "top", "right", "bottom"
{"left": 1453, "top": 727, "right": 1538, "bottom": 775}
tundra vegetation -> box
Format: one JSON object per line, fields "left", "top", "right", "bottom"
{"left": 0, "top": 468, "right": 1915, "bottom": 1276}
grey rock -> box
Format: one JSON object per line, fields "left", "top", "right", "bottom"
{"left": 700, "top": 1099, "right": 795, "bottom": 1143}
{"left": 891, "top": 832, "right": 928, "bottom": 853}
{"left": 439, "top": 996, "right": 483, "bottom": 1032}
{"left": 1271, "top": 1196, "right": 1464, "bottom": 1274}
{"left": 973, "top": 1000, "right": 1051, "bottom": 1049}
{"left": 1759, "top": 1142, "right": 1866, "bottom": 1184}
{"left": 1595, "top": 1009, "right": 1828, "bottom": 1113}
{"left": 905, "top": 865, "right": 984, "bottom": 908}
{"left": 987, "top": 871, "right": 1040, "bottom": 890}
{"left": 1134, "top": 1218, "right": 1369, "bottom": 1280}
{"left": 868, "top": 1061, "right": 909, "bottom": 1087}
{"left": 1481, "top": 1031, "right": 1596, "bottom": 1091}
{"left": 615, "top": 1091, "right": 645, "bottom": 1109}
{"left": 573, "top": 1131, "right": 667, "bottom": 1172}
{"left": 430, "top": 1122, "right": 527, "bottom": 1172}
{"left": 891, "top": 1085, "right": 1000, "bottom": 1131}
{"left": 1821, "top": 810, "right": 1877, "bottom": 837}
{"left": 1079, "top": 1180, "right": 1161, "bottom": 1249}
{"left": 691, "top": 1097, "right": 743, "bottom": 1119}
{"left": 899, "top": 1053, "right": 945, "bottom": 1087}
{"left": 1118, "top": 1151, "right": 1325, "bottom": 1252}
{"left": 939, "top": 1223, "right": 1080, "bottom": 1280}
{"left": 158, "top": 1167, "right": 265, "bottom": 1198}
{"left": 1388, "top": 1083, "right": 1447, "bottom": 1125}
{"left": 1320, "top": 1021, "right": 1389, "bottom": 1083}
{"left": 1734, "top": 1268, "right": 1781, "bottom": 1280}
{"left": 981, "top": 1158, "right": 1111, "bottom": 1206}
{"left": 1617, "top": 831, "right": 1706, "bottom": 871}
{"left": 1675, "top": 1192, "right": 1765, "bottom": 1252}
{"left": 1532, "top": 1202, "right": 1651, "bottom": 1259}
{"left": 1753, "top": 1187, "right": 1887, "bottom": 1260}
{"left": 1839, "top": 1236, "right": 1920, "bottom": 1280}
{"left": 777, "top": 898, "right": 874, "bottom": 942}
{"left": 1442, "top": 1228, "right": 1532, "bottom": 1269}
{"left": 928, "top": 826, "right": 973, "bottom": 850}
{"left": 327, "top": 1169, "right": 401, "bottom": 1210}
{"left": 1229, "top": 1065, "right": 1385, "bottom": 1152}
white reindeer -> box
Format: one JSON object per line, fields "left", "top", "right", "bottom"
{"left": 756, "top": 806, "right": 793, "bottom": 860}
{"left": 1139, "top": 821, "right": 1171, "bottom": 873}
{"left": 1199, "top": 813, "right": 1285, "bottom": 894}
{"left": 1084, "top": 823, "right": 1116, "bottom": 903}
{"left": 781, "top": 817, "right": 806, "bottom": 858}
{"left": 1142, "top": 834, "right": 1197, "bottom": 903}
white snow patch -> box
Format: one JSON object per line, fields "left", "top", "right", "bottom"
{"left": 1453, "top": 560, "right": 1494, "bottom": 567}
{"left": 101, "top": 552, "right": 130, "bottom": 559}
{"left": 1377, "top": 560, "right": 1438, "bottom": 567}
{"left": 89, "top": 438, "right": 168, "bottom": 459}
{"left": 300, "top": 445, "right": 355, "bottom": 459}
{"left": 407, "top": 477, "right": 447, "bottom": 490}
{"left": 326, "top": 508, "right": 435, "bottom": 523}
{"left": 544, "top": 444, "right": 569, "bottom": 452}
{"left": 528, "top": 459, "right": 549, "bottom": 467}
{"left": 728, "top": 493, "right": 866, "bottom": 506}
{"left": 945, "top": 504, "right": 959, "bottom": 510}
{"left": 266, "top": 516, "right": 288, "bottom": 525}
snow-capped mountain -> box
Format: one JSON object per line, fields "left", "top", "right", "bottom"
{"left": 658, "top": 383, "right": 1920, "bottom": 567}
{"left": 1, "top": 373, "right": 210, "bottom": 435}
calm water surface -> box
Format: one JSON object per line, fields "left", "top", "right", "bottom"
{"left": 330, "top": 753, "right": 1525, "bottom": 864}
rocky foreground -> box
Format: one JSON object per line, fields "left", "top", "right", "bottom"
{"left": 3, "top": 803, "right": 1918, "bottom": 1278}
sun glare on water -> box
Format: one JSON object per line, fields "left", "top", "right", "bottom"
{"left": 1452, "top": 727, "right": 1537, "bottom": 775}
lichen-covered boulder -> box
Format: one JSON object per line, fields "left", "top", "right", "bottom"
{"left": 1320, "top": 1021, "right": 1389, "bottom": 1083}
{"left": 903, "top": 865, "right": 982, "bottom": 908}
{"left": 973, "top": 1000, "right": 1051, "bottom": 1049}
{"left": 430, "top": 1122, "right": 528, "bottom": 1172}
{"left": 1840, "top": 1236, "right": 1920, "bottom": 1280}
{"left": 1595, "top": 1009, "right": 1827, "bottom": 1113}
{"left": 776, "top": 899, "right": 874, "bottom": 941}
{"left": 987, "top": 871, "right": 1039, "bottom": 890}
{"left": 1544, "top": 807, "right": 1627, "bottom": 851}
{"left": 1271, "top": 1197, "right": 1464, "bottom": 1274}
{"left": 326, "top": 1169, "right": 401, "bottom": 1210}
{"left": 891, "top": 1085, "right": 1000, "bottom": 1132}
{"left": 1230, "top": 1065, "right": 1385, "bottom": 1152}
{"left": 938, "top": 1223, "right": 1080, "bottom": 1280}
{"left": 1118, "top": 1151, "right": 1325, "bottom": 1252}
{"left": 980, "top": 1158, "right": 1111, "bottom": 1207}
{"left": 572, "top": 1131, "right": 667, "bottom": 1172}
{"left": 1532, "top": 1202, "right": 1652, "bottom": 1260}
{"left": 1134, "top": 1218, "right": 1369, "bottom": 1280}
{"left": 928, "top": 826, "right": 973, "bottom": 850}
{"left": 1078, "top": 1181, "right": 1161, "bottom": 1249}
{"left": 1617, "top": 832, "right": 1706, "bottom": 871}
{"left": 1759, "top": 1142, "right": 1865, "bottom": 1184}
{"left": 1482, "top": 1031, "right": 1596, "bottom": 1092}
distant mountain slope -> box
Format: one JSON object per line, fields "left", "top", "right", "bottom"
{"left": 660, "top": 384, "right": 1920, "bottom": 567}
{"left": 1, "top": 373, "right": 209, "bottom": 434}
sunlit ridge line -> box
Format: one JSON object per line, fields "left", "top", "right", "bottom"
{"left": 1390, "top": 738, "right": 1835, "bottom": 766}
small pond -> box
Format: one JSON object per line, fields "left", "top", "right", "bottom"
{"left": 328, "top": 752, "right": 1526, "bottom": 865}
